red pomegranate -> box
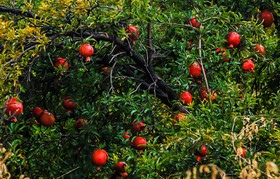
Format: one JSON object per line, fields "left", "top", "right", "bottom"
{"left": 121, "top": 173, "right": 128, "bottom": 178}
{"left": 216, "top": 47, "right": 230, "bottom": 61}
{"left": 201, "top": 88, "right": 217, "bottom": 101}
{"left": 125, "top": 25, "right": 139, "bottom": 40}
{"left": 254, "top": 44, "right": 265, "bottom": 56}
{"left": 54, "top": 57, "right": 68, "bottom": 75}
{"left": 4, "top": 98, "right": 23, "bottom": 118}
{"left": 74, "top": 119, "right": 88, "bottom": 131}
{"left": 257, "top": 10, "right": 274, "bottom": 28}
{"left": 172, "top": 113, "right": 187, "bottom": 125}
{"left": 132, "top": 137, "right": 147, "bottom": 153}
{"left": 122, "top": 132, "right": 131, "bottom": 140}
{"left": 201, "top": 145, "right": 207, "bottom": 157}
{"left": 62, "top": 96, "right": 76, "bottom": 113}
{"left": 79, "top": 44, "right": 94, "bottom": 62}
{"left": 188, "top": 62, "right": 201, "bottom": 77}
{"left": 242, "top": 148, "right": 246, "bottom": 157}
{"left": 226, "top": 32, "right": 240, "bottom": 48}
{"left": 179, "top": 91, "right": 192, "bottom": 105}
{"left": 185, "top": 16, "right": 199, "bottom": 28}
{"left": 91, "top": 149, "right": 108, "bottom": 170}
{"left": 39, "top": 110, "right": 55, "bottom": 126}
{"left": 32, "top": 107, "right": 43, "bottom": 119}
{"left": 242, "top": 59, "right": 255, "bottom": 73}
{"left": 132, "top": 121, "right": 145, "bottom": 132}
{"left": 102, "top": 67, "right": 110, "bottom": 73}
{"left": 196, "top": 155, "right": 201, "bottom": 162}
{"left": 115, "top": 161, "right": 128, "bottom": 173}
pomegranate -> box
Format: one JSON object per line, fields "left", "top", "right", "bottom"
{"left": 102, "top": 67, "right": 110, "bottom": 73}
{"left": 132, "top": 137, "right": 147, "bottom": 153}
{"left": 125, "top": 25, "right": 139, "bottom": 40}
{"left": 188, "top": 62, "right": 201, "bottom": 77}
{"left": 4, "top": 98, "right": 23, "bottom": 118}
{"left": 62, "top": 96, "right": 76, "bottom": 113}
{"left": 257, "top": 10, "right": 274, "bottom": 28}
{"left": 132, "top": 121, "right": 145, "bottom": 132}
{"left": 91, "top": 149, "right": 108, "bottom": 170}
{"left": 254, "top": 44, "right": 265, "bottom": 56}
{"left": 201, "top": 145, "right": 207, "bottom": 157}
{"left": 122, "top": 132, "right": 131, "bottom": 140}
{"left": 242, "top": 59, "right": 255, "bottom": 73}
{"left": 74, "top": 119, "right": 88, "bottom": 131}
{"left": 196, "top": 155, "right": 201, "bottom": 162}
{"left": 242, "top": 148, "right": 246, "bottom": 157}
{"left": 216, "top": 47, "right": 230, "bottom": 61}
{"left": 172, "top": 113, "right": 187, "bottom": 125}
{"left": 32, "top": 107, "right": 43, "bottom": 119}
{"left": 54, "top": 57, "right": 68, "bottom": 75}
{"left": 79, "top": 44, "right": 94, "bottom": 62}
{"left": 185, "top": 16, "right": 199, "bottom": 28}
{"left": 11, "top": 118, "right": 18, "bottom": 123}
{"left": 200, "top": 88, "right": 217, "bottom": 101}
{"left": 121, "top": 173, "right": 128, "bottom": 178}
{"left": 179, "top": 91, "right": 192, "bottom": 105}
{"left": 115, "top": 161, "right": 128, "bottom": 173}
{"left": 226, "top": 32, "right": 240, "bottom": 48}
{"left": 39, "top": 110, "right": 55, "bottom": 126}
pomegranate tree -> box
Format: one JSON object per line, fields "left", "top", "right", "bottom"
{"left": 79, "top": 44, "right": 94, "bottom": 62}
{"left": 226, "top": 32, "right": 240, "bottom": 48}
{"left": 4, "top": 98, "right": 23, "bottom": 121}
{"left": 91, "top": 149, "right": 108, "bottom": 170}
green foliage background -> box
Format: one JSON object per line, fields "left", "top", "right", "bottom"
{"left": 0, "top": 0, "right": 280, "bottom": 178}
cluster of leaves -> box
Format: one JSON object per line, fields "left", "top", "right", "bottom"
{"left": 0, "top": 0, "right": 280, "bottom": 178}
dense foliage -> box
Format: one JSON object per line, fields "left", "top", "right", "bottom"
{"left": 0, "top": 0, "right": 280, "bottom": 178}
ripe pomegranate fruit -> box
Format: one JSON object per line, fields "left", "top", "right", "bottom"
{"left": 226, "top": 32, "right": 240, "bottom": 48}
{"left": 11, "top": 118, "right": 18, "bottom": 123}
{"left": 242, "top": 148, "right": 246, "bottom": 157}
{"left": 121, "top": 172, "right": 128, "bottom": 178}
{"left": 125, "top": 25, "right": 139, "bottom": 40}
{"left": 132, "top": 121, "right": 145, "bottom": 132}
{"left": 79, "top": 44, "right": 94, "bottom": 62}
{"left": 257, "top": 10, "right": 274, "bottom": 28}
{"left": 201, "top": 145, "right": 207, "bottom": 157}
{"left": 242, "top": 59, "right": 255, "bottom": 73}
{"left": 74, "top": 119, "right": 88, "bottom": 131}
{"left": 254, "top": 44, "right": 265, "bottom": 56}
{"left": 179, "top": 91, "right": 192, "bottom": 105}
{"left": 4, "top": 98, "right": 23, "bottom": 118}
{"left": 115, "top": 161, "right": 128, "bottom": 173}
{"left": 132, "top": 137, "right": 147, "bottom": 153}
{"left": 102, "top": 67, "right": 110, "bottom": 73}
{"left": 91, "top": 149, "right": 108, "bottom": 170}
{"left": 62, "top": 96, "right": 76, "bottom": 113}
{"left": 196, "top": 155, "right": 201, "bottom": 162}
{"left": 39, "top": 110, "right": 55, "bottom": 126}
{"left": 188, "top": 62, "right": 201, "bottom": 77}
{"left": 172, "top": 113, "right": 187, "bottom": 125}
{"left": 200, "top": 88, "right": 217, "bottom": 101}
{"left": 54, "top": 57, "right": 68, "bottom": 75}
{"left": 122, "top": 132, "right": 131, "bottom": 140}
{"left": 32, "top": 107, "right": 43, "bottom": 119}
{"left": 185, "top": 16, "right": 199, "bottom": 28}
{"left": 216, "top": 47, "right": 230, "bottom": 61}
